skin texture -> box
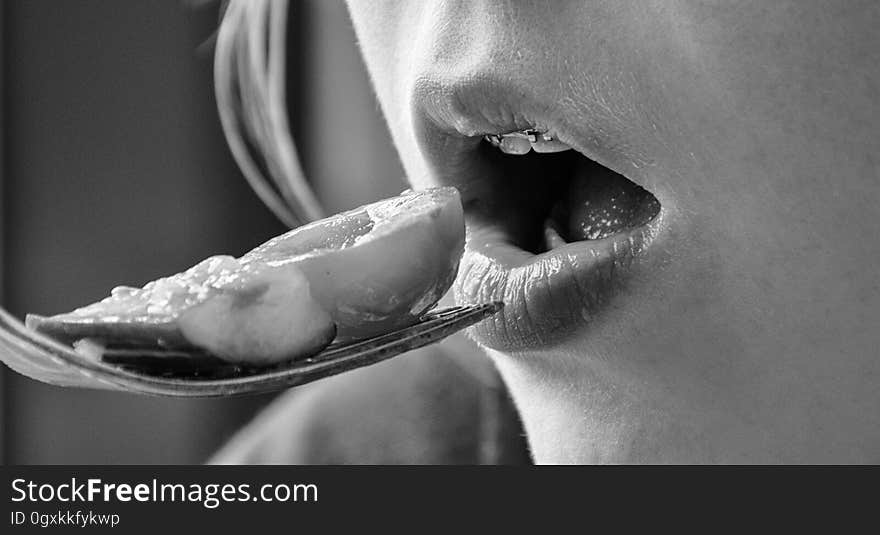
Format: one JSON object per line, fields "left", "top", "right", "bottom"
{"left": 345, "top": 0, "right": 880, "bottom": 463}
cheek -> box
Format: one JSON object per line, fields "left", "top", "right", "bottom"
{"left": 346, "top": 1, "right": 431, "bottom": 185}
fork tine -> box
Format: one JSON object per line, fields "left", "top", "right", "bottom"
{"left": 310, "top": 303, "right": 499, "bottom": 362}
{"left": 0, "top": 302, "right": 503, "bottom": 398}
{"left": 159, "top": 301, "right": 504, "bottom": 397}
{"left": 314, "top": 306, "right": 472, "bottom": 360}
{"left": 0, "top": 308, "right": 132, "bottom": 390}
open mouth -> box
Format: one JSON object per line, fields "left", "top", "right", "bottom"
{"left": 456, "top": 134, "right": 663, "bottom": 350}
{"left": 411, "top": 86, "right": 666, "bottom": 351}
{"left": 470, "top": 133, "right": 660, "bottom": 256}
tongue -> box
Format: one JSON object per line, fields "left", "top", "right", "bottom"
{"left": 561, "top": 158, "right": 660, "bottom": 241}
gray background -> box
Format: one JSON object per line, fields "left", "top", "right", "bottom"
{"left": 0, "top": 0, "right": 406, "bottom": 463}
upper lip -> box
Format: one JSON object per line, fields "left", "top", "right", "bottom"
{"left": 411, "top": 74, "right": 669, "bottom": 351}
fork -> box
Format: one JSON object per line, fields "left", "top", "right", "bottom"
{"left": 0, "top": 302, "right": 502, "bottom": 398}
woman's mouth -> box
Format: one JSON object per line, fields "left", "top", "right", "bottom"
{"left": 411, "top": 79, "right": 668, "bottom": 351}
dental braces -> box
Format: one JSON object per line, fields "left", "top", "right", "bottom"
{"left": 483, "top": 129, "right": 554, "bottom": 147}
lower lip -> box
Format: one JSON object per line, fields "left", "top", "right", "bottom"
{"left": 454, "top": 210, "right": 666, "bottom": 351}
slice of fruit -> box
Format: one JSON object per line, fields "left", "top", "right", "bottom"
{"left": 246, "top": 187, "right": 465, "bottom": 339}
{"left": 26, "top": 256, "right": 336, "bottom": 365}
{"left": 27, "top": 187, "right": 465, "bottom": 364}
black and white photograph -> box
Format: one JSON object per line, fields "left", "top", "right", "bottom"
{"left": 1, "top": 0, "right": 879, "bottom": 477}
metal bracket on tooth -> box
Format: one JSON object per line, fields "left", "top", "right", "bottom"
{"left": 483, "top": 129, "right": 553, "bottom": 147}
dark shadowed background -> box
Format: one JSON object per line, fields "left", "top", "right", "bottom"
{"left": 0, "top": 0, "right": 405, "bottom": 464}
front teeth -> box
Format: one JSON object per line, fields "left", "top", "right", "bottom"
{"left": 531, "top": 138, "right": 573, "bottom": 153}
{"left": 498, "top": 135, "right": 532, "bottom": 155}
{"left": 484, "top": 129, "right": 573, "bottom": 155}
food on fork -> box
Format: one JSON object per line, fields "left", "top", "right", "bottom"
{"left": 26, "top": 187, "right": 465, "bottom": 365}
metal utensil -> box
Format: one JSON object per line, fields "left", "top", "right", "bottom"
{"left": 0, "top": 302, "right": 502, "bottom": 398}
